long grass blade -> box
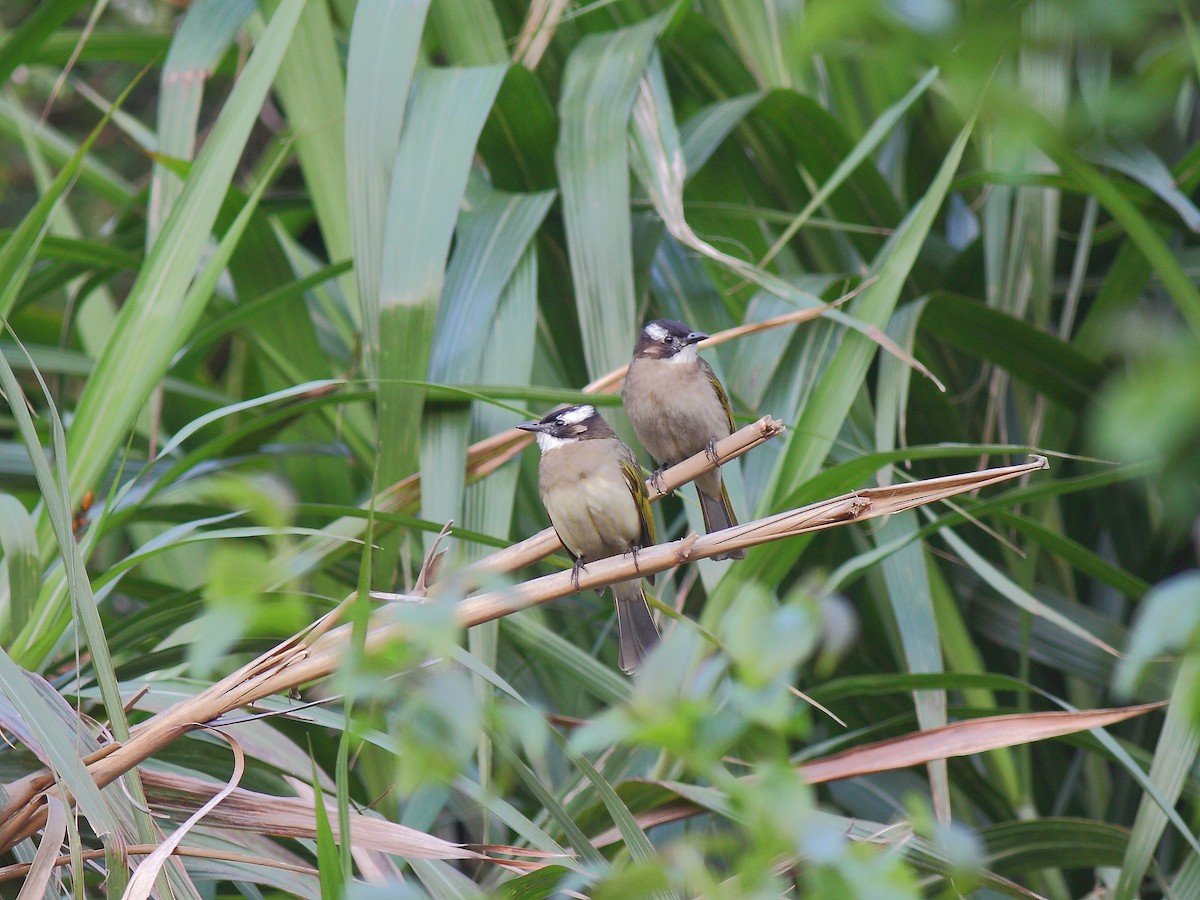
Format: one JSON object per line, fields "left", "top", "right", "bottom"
{"left": 556, "top": 14, "right": 665, "bottom": 378}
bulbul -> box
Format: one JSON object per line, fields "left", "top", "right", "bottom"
{"left": 622, "top": 318, "right": 745, "bottom": 560}
{"left": 517, "top": 404, "right": 661, "bottom": 675}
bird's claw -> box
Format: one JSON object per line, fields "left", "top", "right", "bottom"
{"left": 704, "top": 439, "right": 722, "bottom": 466}
{"left": 571, "top": 557, "right": 587, "bottom": 592}
{"left": 650, "top": 467, "right": 670, "bottom": 496}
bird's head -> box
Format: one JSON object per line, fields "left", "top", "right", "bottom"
{"left": 517, "top": 404, "right": 612, "bottom": 451}
{"left": 633, "top": 319, "right": 708, "bottom": 363}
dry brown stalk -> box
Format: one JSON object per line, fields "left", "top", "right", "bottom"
{"left": 589, "top": 698, "right": 1160, "bottom": 848}
{"left": 581, "top": 299, "right": 856, "bottom": 394}
{"left": 450, "top": 455, "right": 1049, "bottom": 625}
{"left": 0, "top": 846, "right": 320, "bottom": 884}
{"left": 0, "top": 452, "right": 1048, "bottom": 852}
{"left": 462, "top": 415, "right": 787, "bottom": 579}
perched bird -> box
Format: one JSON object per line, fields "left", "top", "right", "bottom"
{"left": 517, "top": 404, "right": 661, "bottom": 674}
{"left": 622, "top": 318, "right": 745, "bottom": 560}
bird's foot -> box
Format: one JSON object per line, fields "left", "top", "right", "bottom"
{"left": 571, "top": 557, "right": 587, "bottom": 592}
{"left": 705, "top": 439, "right": 722, "bottom": 466}
{"left": 625, "top": 544, "right": 644, "bottom": 576}
{"left": 650, "top": 466, "right": 671, "bottom": 496}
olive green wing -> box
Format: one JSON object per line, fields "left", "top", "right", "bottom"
{"left": 700, "top": 357, "right": 735, "bottom": 435}
{"left": 620, "top": 450, "right": 656, "bottom": 549}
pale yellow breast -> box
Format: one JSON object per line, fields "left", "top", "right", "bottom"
{"left": 538, "top": 439, "right": 643, "bottom": 563}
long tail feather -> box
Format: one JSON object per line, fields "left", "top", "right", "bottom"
{"left": 698, "top": 474, "right": 745, "bottom": 561}
{"left": 614, "top": 582, "right": 660, "bottom": 675}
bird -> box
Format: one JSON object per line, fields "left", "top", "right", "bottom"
{"left": 622, "top": 318, "right": 745, "bottom": 560}
{"left": 517, "top": 404, "right": 661, "bottom": 674}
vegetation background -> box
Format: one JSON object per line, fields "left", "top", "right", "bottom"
{"left": 1, "top": 0, "right": 1199, "bottom": 896}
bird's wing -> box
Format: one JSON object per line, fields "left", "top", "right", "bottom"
{"left": 620, "top": 449, "right": 656, "bottom": 549}
{"left": 700, "top": 357, "right": 735, "bottom": 434}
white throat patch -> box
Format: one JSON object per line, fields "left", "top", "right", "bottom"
{"left": 534, "top": 431, "right": 572, "bottom": 453}
{"left": 558, "top": 404, "right": 594, "bottom": 425}
{"left": 665, "top": 343, "right": 699, "bottom": 366}
{"left": 644, "top": 322, "right": 670, "bottom": 343}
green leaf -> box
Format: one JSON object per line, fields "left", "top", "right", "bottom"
{"left": 920, "top": 293, "right": 1105, "bottom": 407}
{"left": 557, "top": 14, "right": 667, "bottom": 378}
{"left": 935, "top": 523, "right": 1120, "bottom": 659}
{"left": 376, "top": 65, "right": 507, "bottom": 489}
{"left": 24, "top": 98, "right": 295, "bottom": 665}
{"left": 0, "top": 651, "right": 117, "bottom": 840}
{"left": 1115, "top": 658, "right": 1200, "bottom": 899}
{"left": 878, "top": 512, "right": 949, "bottom": 820}
{"left": 430, "top": 0, "right": 507, "bottom": 65}
{"left": 345, "top": 0, "right": 431, "bottom": 362}
{"left": 311, "top": 756, "right": 345, "bottom": 900}
{"left": 59, "top": 0, "right": 303, "bottom": 507}
{"left": 981, "top": 817, "right": 1128, "bottom": 872}
{"left": 0, "top": 495, "right": 37, "bottom": 643}
{"left": 1083, "top": 141, "right": 1200, "bottom": 233}
{"left": 0, "top": 0, "right": 89, "bottom": 86}
{"left": 147, "top": 0, "right": 255, "bottom": 236}
{"left": 478, "top": 66, "right": 560, "bottom": 193}
{"left": 1046, "top": 126, "right": 1200, "bottom": 336}
{"left": 767, "top": 110, "right": 976, "bottom": 505}
{"left": 1114, "top": 573, "right": 1200, "bottom": 697}
{"left": 496, "top": 866, "right": 574, "bottom": 900}
{"left": 428, "top": 188, "right": 555, "bottom": 384}
{"left": 0, "top": 74, "right": 139, "bottom": 321}
{"left": 260, "top": 0, "right": 356, "bottom": 314}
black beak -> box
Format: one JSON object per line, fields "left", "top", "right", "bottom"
{"left": 685, "top": 330, "right": 709, "bottom": 344}
{"left": 517, "top": 420, "right": 546, "bottom": 433}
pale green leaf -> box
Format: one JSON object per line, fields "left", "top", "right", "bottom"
{"left": 556, "top": 14, "right": 665, "bottom": 378}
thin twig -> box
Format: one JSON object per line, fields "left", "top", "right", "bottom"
{"left": 460, "top": 415, "right": 786, "bottom": 580}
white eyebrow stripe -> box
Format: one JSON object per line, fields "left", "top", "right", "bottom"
{"left": 557, "top": 404, "right": 594, "bottom": 425}
{"left": 644, "top": 322, "right": 669, "bottom": 342}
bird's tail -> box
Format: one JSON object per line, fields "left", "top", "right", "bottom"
{"left": 697, "top": 472, "right": 745, "bottom": 560}
{"left": 613, "top": 581, "right": 661, "bottom": 675}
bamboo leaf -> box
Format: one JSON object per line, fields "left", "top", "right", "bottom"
{"left": 1047, "top": 128, "right": 1200, "bottom": 336}
{"left": 376, "top": 65, "right": 507, "bottom": 490}
{"left": 936, "top": 523, "right": 1120, "bottom": 658}
{"left": 877, "top": 512, "right": 949, "bottom": 821}
{"left": 58, "top": 0, "right": 303, "bottom": 508}
{"left": 430, "top": 0, "right": 508, "bottom": 65}
{"left": 0, "top": 495, "right": 38, "bottom": 639}
{"left": 260, "top": 0, "right": 355, "bottom": 308}
{"left": 0, "top": 0, "right": 89, "bottom": 86}
{"left": 344, "top": 0, "right": 431, "bottom": 366}
{"left": 0, "top": 75, "right": 138, "bottom": 321}
{"left": 767, "top": 110, "right": 974, "bottom": 504}
{"left": 0, "top": 651, "right": 117, "bottom": 846}
{"left": 1083, "top": 140, "right": 1200, "bottom": 233}
{"left": 147, "top": 0, "right": 254, "bottom": 237}
{"left": 556, "top": 14, "right": 666, "bottom": 378}
{"left": 21, "top": 126, "right": 293, "bottom": 664}
{"left": 920, "top": 292, "right": 1105, "bottom": 407}
{"left": 1115, "top": 658, "right": 1200, "bottom": 899}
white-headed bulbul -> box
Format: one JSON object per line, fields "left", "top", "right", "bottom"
{"left": 622, "top": 318, "right": 745, "bottom": 560}
{"left": 517, "top": 404, "right": 661, "bottom": 675}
